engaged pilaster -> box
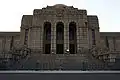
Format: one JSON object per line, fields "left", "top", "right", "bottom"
{"left": 64, "top": 22, "right": 69, "bottom": 54}
{"left": 51, "top": 23, "right": 56, "bottom": 54}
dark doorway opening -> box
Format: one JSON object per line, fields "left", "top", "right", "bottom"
{"left": 56, "top": 44, "right": 64, "bottom": 54}
{"left": 70, "top": 44, "right": 75, "bottom": 54}
{"left": 43, "top": 22, "right": 51, "bottom": 54}
{"left": 45, "top": 44, "right": 51, "bottom": 54}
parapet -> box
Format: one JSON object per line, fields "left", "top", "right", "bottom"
{"left": 87, "top": 15, "right": 99, "bottom": 28}
{"left": 21, "top": 15, "right": 33, "bottom": 27}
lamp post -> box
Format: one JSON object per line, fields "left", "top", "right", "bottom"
{"left": 66, "top": 49, "right": 69, "bottom": 52}
{"left": 66, "top": 49, "right": 69, "bottom": 54}
{"left": 52, "top": 51, "right": 54, "bottom": 54}
{"left": 51, "top": 49, "right": 55, "bottom": 54}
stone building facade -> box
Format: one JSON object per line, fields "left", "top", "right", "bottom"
{"left": 21, "top": 4, "right": 99, "bottom": 53}
{"left": 0, "top": 4, "right": 120, "bottom": 69}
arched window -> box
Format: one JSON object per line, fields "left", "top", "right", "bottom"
{"left": 43, "top": 22, "right": 51, "bottom": 54}
{"left": 56, "top": 22, "right": 64, "bottom": 40}
{"left": 56, "top": 22, "right": 64, "bottom": 54}
{"left": 69, "top": 22, "right": 76, "bottom": 40}
{"left": 69, "top": 22, "right": 77, "bottom": 54}
{"left": 44, "top": 22, "right": 51, "bottom": 40}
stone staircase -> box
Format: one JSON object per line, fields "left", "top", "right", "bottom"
{"left": 7, "top": 46, "right": 117, "bottom": 70}
{"left": 17, "top": 52, "right": 109, "bottom": 70}
{"left": 21, "top": 53, "right": 88, "bottom": 70}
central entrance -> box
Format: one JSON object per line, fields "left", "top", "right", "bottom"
{"left": 56, "top": 44, "right": 64, "bottom": 54}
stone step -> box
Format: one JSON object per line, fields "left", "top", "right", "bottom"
{"left": 20, "top": 53, "right": 106, "bottom": 70}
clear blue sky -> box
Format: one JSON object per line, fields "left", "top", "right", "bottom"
{"left": 0, "top": 0, "right": 119, "bottom": 32}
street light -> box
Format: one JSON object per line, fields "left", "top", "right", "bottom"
{"left": 52, "top": 51, "right": 54, "bottom": 54}
{"left": 51, "top": 49, "right": 55, "bottom": 54}
{"left": 66, "top": 49, "right": 69, "bottom": 52}
{"left": 66, "top": 49, "right": 69, "bottom": 54}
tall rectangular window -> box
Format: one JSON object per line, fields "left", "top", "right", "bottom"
{"left": 92, "top": 29, "right": 96, "bottom": 45}
{"left": 105, "top": 36, "right": 109, "bottom": 48}
{"left": 24, "top": 29, "right": 29, "bottom": 45}
{"left": 113, "top": 37, "right": 116, "bottom": 51}
{"left": 10, "top": 36, "right": 14, "bottom": 50}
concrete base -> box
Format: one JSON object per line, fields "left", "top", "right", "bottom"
{"left": 0, "top": 71, "right": 120, "bottom": 80}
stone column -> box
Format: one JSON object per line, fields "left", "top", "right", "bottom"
{"left": 51, "top": 23, "right": 56, "bottom": 54}
{"left": 64, "top": 22, "right": 69, "bottom": 54}
{"left": 35, "top": 27, "right": 41, "bottom": 50}
{"left": 88, "top": 28, "right": 92, "bottom": 49}
{"left": 76, "top": 23, "right": 81, "bottom": 53}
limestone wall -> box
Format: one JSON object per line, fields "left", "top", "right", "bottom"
{"left": 0, "top": 32, "right": 20, "bottom": 53}
{"left": 87, "top": 15, "right": 100, "bottom": 48}
{"left": 20, "top": 15, "right": 33, "bottom": 46}
{"left": 1, "top": 5, "right": 120, "bottom": 56}
{"left": 100, "top": 32, "right": 120, "bottom": 51}
{"left": 30, "top": 5, "right": 89, "bottom": 53}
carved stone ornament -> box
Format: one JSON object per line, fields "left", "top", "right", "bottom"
{"left": 56, "top": 9, "right": 64, "bottom": 17}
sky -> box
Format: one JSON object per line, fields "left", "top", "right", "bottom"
{"left": 0, "top": 0, "right": 120, "bottom": 32}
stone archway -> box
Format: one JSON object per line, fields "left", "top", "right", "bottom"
{"left": 43, "top": 22, "right": 51, "bottom": 54}
{"left": 56, "top": 22, "right": 64, "bottom": 54}
{"left": 69, "top": 22, "right": 77, "bottom": 54}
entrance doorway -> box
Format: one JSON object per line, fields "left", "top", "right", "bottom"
{"left": 70, "top": 44, "right": 75, "bottom": 54}
{"left": 56, "top": 44, "right": 64, "bottom": 54}
{"left": 45, "top": 44, "right": 51, "bottom": 54}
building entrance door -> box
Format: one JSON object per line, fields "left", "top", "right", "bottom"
{"left": 45, "top": 44, "right": 51, "bottom": 54}
{"left": 56, "top": 44, "right": 64, "bottom": 54}
{"left": 70, "top": 44, "right": 75, "bottom": 54}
